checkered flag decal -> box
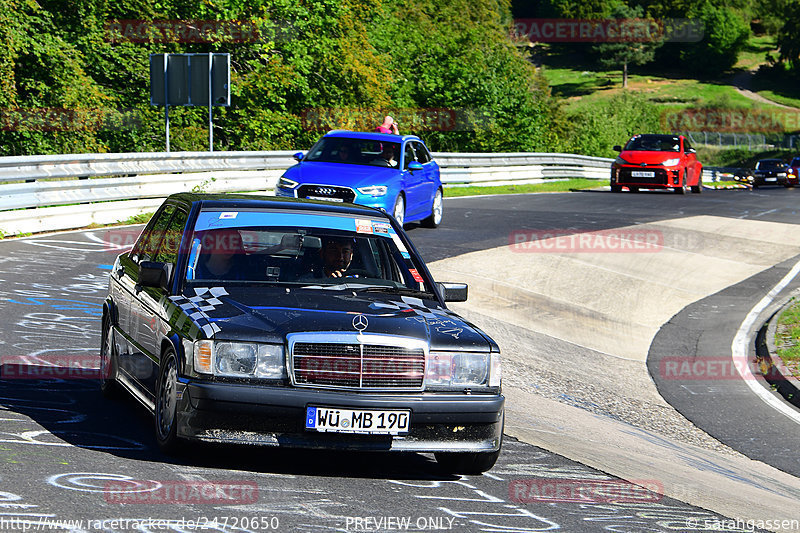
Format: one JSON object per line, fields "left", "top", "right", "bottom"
{"left": 369, "top": 295, "right": 438, "bottom": 319}
{"left": 168, "top": 287, "right": 229, "bottom": 338}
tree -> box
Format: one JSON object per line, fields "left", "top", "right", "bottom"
{"left": 777, "top": 1, "right": 800, "bottom": 71}
{"left": 592, "top": 4, "right": 662, "bottom": 88}
{"left": 679, "top": 2, "right": 750, "bottom": 75}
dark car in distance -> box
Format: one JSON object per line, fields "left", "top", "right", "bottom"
{"left": 102, "top": 193, "right": 503, "bottom": 473}
{"left": 610, "top": 134, "right": 703, "bottom": 194}
{"left": 751, "top": 159, "right": 790, "bottom": 188}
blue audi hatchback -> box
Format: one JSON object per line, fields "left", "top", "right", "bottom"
{"left": 275, "top": 131, "right": 443, "bottom": 227}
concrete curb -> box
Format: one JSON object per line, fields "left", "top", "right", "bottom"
{"left": 762, "top": 295, "right": 800, "bottom": 407}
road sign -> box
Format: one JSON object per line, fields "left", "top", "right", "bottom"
{"left": 149, "top": 53, "right": 229, "bottom": 106}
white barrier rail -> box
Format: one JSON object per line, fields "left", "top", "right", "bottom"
{"left": 0, "top": 150, "right": 728, "bottom": 236}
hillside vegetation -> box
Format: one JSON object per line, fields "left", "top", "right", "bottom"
{"left": 1, "top": 0, "right": 800, "bottom": 160}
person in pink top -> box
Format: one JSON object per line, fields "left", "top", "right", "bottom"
{"left": 376, "top": 115, "right": 399, "bottom": 135}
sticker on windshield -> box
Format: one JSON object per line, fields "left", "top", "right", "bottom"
{"left": 372, "top": 222, "right": 390, "bottom": 235}
{"left": 408, "top": 269, "right": 424, "bottom": 283}
{"left": 219, "top": 212, "right": 238, "bottom": 219}
{"left": 356, "top": 219, "right": 374, "bottom": 234}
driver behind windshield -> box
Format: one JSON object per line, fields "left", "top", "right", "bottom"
{"left": 300, "top": 236, "right": 355, "bottom": 279}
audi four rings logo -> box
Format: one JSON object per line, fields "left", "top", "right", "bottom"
{"left": 316, "top": 187, "right": 336, "bottom": 195}
{"left": 352, "top": 314, "right": 368, "bottom": 332}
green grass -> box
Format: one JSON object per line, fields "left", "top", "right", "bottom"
{"left": 735, "top": 34, "right": 777, "bottom": 71}
{"left": 775, "top": 301, "right": 800, "bottom": 377}
{"left": 541, "top": 35, "right": 800, "bottom": 133}
{"left": 444, "top": 179, "right": 603, "bottom": 197}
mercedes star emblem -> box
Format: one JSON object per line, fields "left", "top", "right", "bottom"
{"left": 352, "top": 314, "right": 368, "bottom": 332}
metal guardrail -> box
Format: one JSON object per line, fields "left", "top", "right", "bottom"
{"left": 0, "top": 150, "right": 613, "bottom": 235}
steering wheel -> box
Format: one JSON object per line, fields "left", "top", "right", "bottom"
{"left": 345, "top": 269, "right": 371, "bottom": 278}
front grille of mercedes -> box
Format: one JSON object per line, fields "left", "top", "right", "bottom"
{"left": 292, "top": 342, "right": 425, "bottom": 390}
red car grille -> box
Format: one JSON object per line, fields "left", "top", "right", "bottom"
{"left": 617, "top": 167, "right": 669, "bottom": 185}
{"left": 292, "top": 342, "right": 425, "bottom": 389}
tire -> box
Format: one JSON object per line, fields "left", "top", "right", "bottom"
{"left": 435, "top": 450, "right": 501, "bottom": 474}
{"left": 421, "top": 189, "right": 443, "bottom": 228}
{"left": 392, "top": 194, "right": 405, "bottom": 226}
{"left": 100, "top": 317, "right": 121, "bottom": 399}
{"left": 691, "top": 179, "right": 702, "bottom": 194}
{"left": 674, "top": 175, "right": 687, "bottom": 195}
{"left": 155, "top": 349, "right": 183, "bottom": 454}
{"left": 628, "top": 186, "right": 639, "bottom": 193}
{"left": 610, "top": 184, "right": 622, "bottom": 193}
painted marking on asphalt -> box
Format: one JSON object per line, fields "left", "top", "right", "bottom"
{"left": 732, "top": 258, "right": 800, "bottom": 425}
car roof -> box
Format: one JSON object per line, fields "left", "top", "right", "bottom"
{"left": 164, "top": 192, "right": 390, "bottom": 219}
{"left": 322, "top": 130, "right": 423, "bottom": 143}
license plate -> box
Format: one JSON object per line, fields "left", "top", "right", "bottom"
{"left": 766, "top": 177, "right": 777, "bottom": 182}
{"left": 306, "top": 196, "right": 344, "bottom": 202}
{"left": 631, "top": 171, "right": 655, "bottom": 178}
{"left": 305, "top": 406, "right": 410, "bottom": 435}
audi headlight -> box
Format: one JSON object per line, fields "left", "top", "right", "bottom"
{"left": 191, "top": 340, "right": 286, "bottom": 379}
{"left": 661, "top": 158, "right": 681, "bottom": 167}
{"left": 357, "top": 185, "right": 388, "bottom": 196}
{"left": 425, "top": 351, "right": 496, "bottom": 388}
{"left": 277, "top": 176, "right": 298, "bottom": 189}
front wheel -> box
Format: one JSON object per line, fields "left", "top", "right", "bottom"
{"left": 435, "top": 450, "right": 501, "bottom": 474}
{"left": 392, "top": 194, "right": 405, "bottom": 226}
{"left": 610, "top": 184, "right": 622, "bottom": 193}
{"left": 421, "top": 189, "right": 443, "bottom": 228}
{"left": 155, "top": 350, "right": 183, "bottom": 454}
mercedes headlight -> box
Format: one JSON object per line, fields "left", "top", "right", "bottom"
{"left": 190, "top": 340, "right": 286, "bottom": 379}
{"left": 425, "top": 351, "right": 499, "bottom": 388}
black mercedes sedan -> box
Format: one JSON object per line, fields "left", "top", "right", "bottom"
{"left": 751, "top": 159, "right": 789, "bottom": 188}
{"left": 102, "top": 193, "right": 503, "bottom": 473}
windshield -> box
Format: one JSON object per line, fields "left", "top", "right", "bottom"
{"left": 624, "top": 135, "right": 681, "bottom": 152}
{"left": 183, "top": 209, "right": 433, "bottom": 295}
{"left": 303, "top": 137, "right": 401, "bottom": 169}
{"left": 755, "top": 160, "right": 785, "bottom": 170}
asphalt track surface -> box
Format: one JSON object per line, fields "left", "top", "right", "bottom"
{"left": 1, "top": 187, "right": 798, "bottom": 532}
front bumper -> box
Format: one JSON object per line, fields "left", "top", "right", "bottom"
{"left": 611, "top": 165, "right": 684, "bottom": 189}
{"left": 176, "top": 380, "right": 504, "bottom": 452}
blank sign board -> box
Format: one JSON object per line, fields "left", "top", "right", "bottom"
{"left": 150, "top": 53, "right": 230, "bottom": 106}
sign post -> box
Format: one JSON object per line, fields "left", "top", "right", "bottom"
{"left": 150, "top": 53, "right": 230, "bottom": 152}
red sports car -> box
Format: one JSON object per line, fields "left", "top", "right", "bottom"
{"left": 610, "top": 134, "right": 703, "bottom": 194}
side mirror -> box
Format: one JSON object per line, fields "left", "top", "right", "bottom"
{"left": 407, "top": 161, "right": 423, "bottom": 172}
{"left": 293, "top": 152, "right": 304, "bottom": 162}
{"left": 437, "top": 282, "right": 468, "bottom": 302}
{"left": 139, "top": 261, "right": 172, "bottom": 291}
{"left": 687, "top": 148, "right": 696, "bottom": 154}
{"left": 612, "top": 145, "right": 622, "bottom": 152}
